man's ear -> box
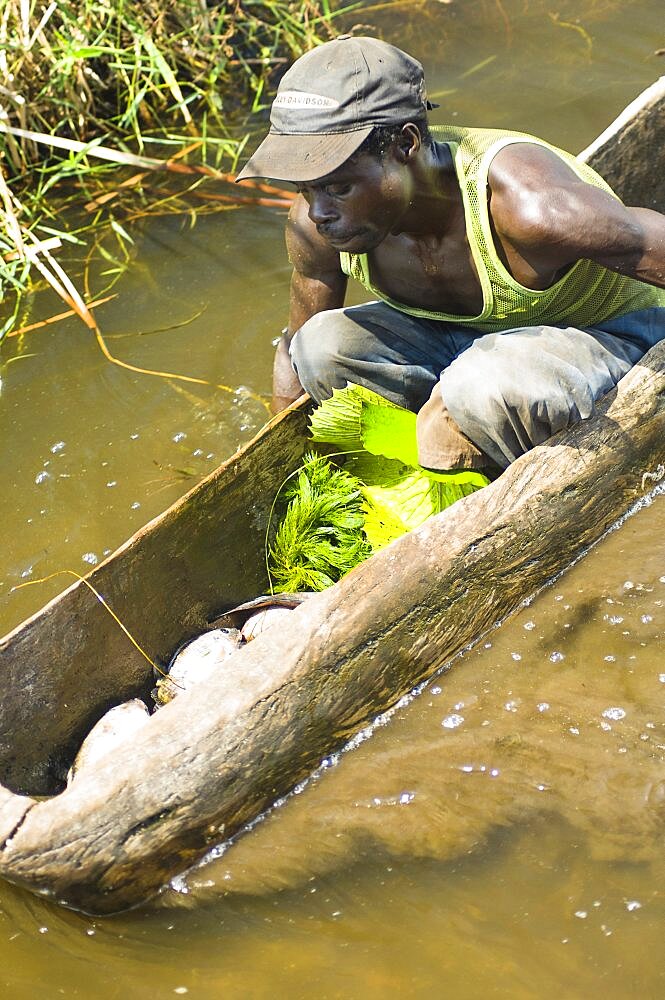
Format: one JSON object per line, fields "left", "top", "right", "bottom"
{"left": 395, "top": 123, "right": 422, "bottom": 162}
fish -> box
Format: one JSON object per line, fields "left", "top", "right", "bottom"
{"left": 67, "top": 698, "right": 150, "bottom": 784}
{"left": 71, "top": 602, "right": 303, "bottom": 779}
{"left": 241, "top": 605, "right": 296, "bottom": 641}
{"left": 208, "top": 592, "right": 312, "bottom": 630}
{"left": 152, "top": 627, "right": 243, "bottom": 707}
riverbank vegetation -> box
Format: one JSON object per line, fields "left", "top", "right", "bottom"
{"left": 0, "top": 0, "right": 350, "bottom": 337}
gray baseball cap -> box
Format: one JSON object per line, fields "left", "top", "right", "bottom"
{"left": 236, "top": 36, "right": 432, "bottom": 183}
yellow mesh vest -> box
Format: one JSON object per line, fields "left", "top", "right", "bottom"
{"left": 340, "top": 126, "right": 665, "bottom": 331}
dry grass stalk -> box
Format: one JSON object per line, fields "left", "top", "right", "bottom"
{"left": 0, "top": 0, "right": 347, "bottom": 337}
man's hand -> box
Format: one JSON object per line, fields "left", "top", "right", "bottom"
{"left": 272, "top": 332, "right": 305, "bottom": 413}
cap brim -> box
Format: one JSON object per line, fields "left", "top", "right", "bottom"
{"left": 235, "top": 126, "right": 375, "bottom": 183}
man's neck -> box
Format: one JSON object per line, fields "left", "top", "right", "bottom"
{"left": 391, "top": 141, "right": 462, "bottom": 241}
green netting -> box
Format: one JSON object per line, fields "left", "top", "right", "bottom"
{"left": 340, "top": 126, "right": 665, "bottom": 332}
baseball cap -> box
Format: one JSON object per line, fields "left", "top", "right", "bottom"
{"left": 236, "top": 35, "right": 433, "bottom": 183}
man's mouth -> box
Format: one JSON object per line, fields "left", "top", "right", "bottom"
{"left": 318, "top": 228, "right": 360, "bottom": 248}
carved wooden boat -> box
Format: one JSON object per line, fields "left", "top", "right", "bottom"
{"left": 0, "top": 77, "right": 663, "bottom": 915}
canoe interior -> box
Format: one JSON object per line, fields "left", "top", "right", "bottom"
{"left": 1, "top": 76, "right": 663, "bottom": 799}
{"left": 0, "top": 403, "right": 312, "bottom": 795}
{"left": 580, "top": 76, "right": 665, "bottom": 209}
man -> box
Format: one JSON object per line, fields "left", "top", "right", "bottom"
{"left": 237, "top": 35, "right": 665, "bottom": 473}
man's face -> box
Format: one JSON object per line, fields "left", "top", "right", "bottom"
{"left": 294, "top": 149, "right": 410, "bottom": 254}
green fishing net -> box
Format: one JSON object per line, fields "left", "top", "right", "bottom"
{"left": 269, "top": 384, "right": 490, "bottom": 593}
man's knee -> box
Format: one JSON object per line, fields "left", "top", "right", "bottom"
{"left": 289, "top": 309, "right": 351, "bottom": 400}
{"left": 290, "top": 309, "right": 349, "bottom": 365}
{"left": 439, "top": 329, "right": 603, "bottom": 466}
{"left": 442, "top": 329, "right": 597, "bottom": 427}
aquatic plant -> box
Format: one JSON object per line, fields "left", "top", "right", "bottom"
{"left": 269, "top": 386, "right": 490, "bottom": 591}
{"left": 0, "top": 0, "right": 344, "bottom": 172}
{"left": 270, "top": 451, "right": 373, "bottom": 592}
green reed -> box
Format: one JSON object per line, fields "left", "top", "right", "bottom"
{"left": 0, "top": 0, "right": 353, "bottom": 334}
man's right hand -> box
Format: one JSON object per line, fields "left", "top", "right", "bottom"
{"left": 271, "top": 332, "right": 305, "bottom": 413}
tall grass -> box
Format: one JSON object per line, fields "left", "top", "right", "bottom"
{"left": 0, "top": 0, "right": 351, "bottom": 336}
{"left": 1, "top": 0, "right": 342, "bottom": 167}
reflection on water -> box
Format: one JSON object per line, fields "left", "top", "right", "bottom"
{"left": 371, "top": 0, "right": 664, "bottom": 152}
{"left": 0, "top": 0, "right": 663, "bottom": 994}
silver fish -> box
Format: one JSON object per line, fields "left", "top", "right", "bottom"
{"left": 153, "top": 627, "right": 243, "bottom": 707}
{"left": 208, "top": 592, "right": 312, "bottom": 631}
{"left": 241, "top": 605, "right": 296, "bottom": 642}
{"left": 67, "top": 698, "right": 150, "bottom": 784}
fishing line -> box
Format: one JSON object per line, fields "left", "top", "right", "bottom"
{"left": 104, "top": 306, "right": 207, "bottom": 339}
{"left": 92, "top": 319, "right": 270, "bottom": 413}
{"left": 80, "top": 256, "right": 271, "bottom": 414}
{"left": 12, "top": 570, "right": 170, "bottom": 678}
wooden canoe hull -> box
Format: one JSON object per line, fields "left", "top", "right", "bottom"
{"left": 579, "top": 76, "right": 665, "bottom": 210}
{"left": 0, "top": 79, "right": 663, "bottom": 914}
{"left": 0, "top": 404, "right": 312, "bottom": 794}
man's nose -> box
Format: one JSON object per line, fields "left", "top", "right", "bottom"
{"left": 308, "top": 194, "right": 338, "bottom": 226}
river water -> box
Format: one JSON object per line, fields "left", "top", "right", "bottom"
{"left": 0, "top": 0, "right": 663, "bottom": 995}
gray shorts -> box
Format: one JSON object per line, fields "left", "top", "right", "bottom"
{"left": 290, "top": 302, "right": 665, "bottom": 469}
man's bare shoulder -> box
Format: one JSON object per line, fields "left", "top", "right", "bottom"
{"left": 484, "top": 139, "right": 652, "bottom": 282}
{"left": 486, "top": 141, "right": 617, "bottom": 250}
{"left": 286, "top": 194, "right": 344, "bottom": 278}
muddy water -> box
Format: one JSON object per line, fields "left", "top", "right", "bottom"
{"left": 1, "top": 496, "right": 664, "bottom": 997}
{"left": 0, "top": 207, "right": 285, "bottom": 634}
{"left": 0, "top": 0, "right": 664, "bottom": 995}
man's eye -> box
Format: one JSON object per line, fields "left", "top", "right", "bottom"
{"left": 326, "top": 185, "right": 351, "bottom": 197}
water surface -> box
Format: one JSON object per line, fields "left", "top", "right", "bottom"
{"left": 0, "top": 0, "right": 663, "bottom": 994}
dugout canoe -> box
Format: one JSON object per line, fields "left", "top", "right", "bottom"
{"left": 0, "top": 78, "right": 663, "bottom": 916}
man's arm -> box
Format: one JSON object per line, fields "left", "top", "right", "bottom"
{"left": 488, "top": 143, "right": 665, "bottom": 291}
{"left": 272, "top": 195, "right": 348, "bottom": 412}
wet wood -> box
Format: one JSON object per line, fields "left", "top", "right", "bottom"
{"left": 580, "top": 75, "right": 665, "bottom": 207}
{"left": 163, "top": 529, "right": 665, "bottom": 906}
{"left": 0, "top": 789, "right": 34, "bottom": 846}
{"left": 0, "top": 403, "right": 311, "bottom": 794}
{"left": 0, "top": 337, "right": 663, "bottom": 914}
{"left": 0, "top": 80, "right": 663, "bottom": 914}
